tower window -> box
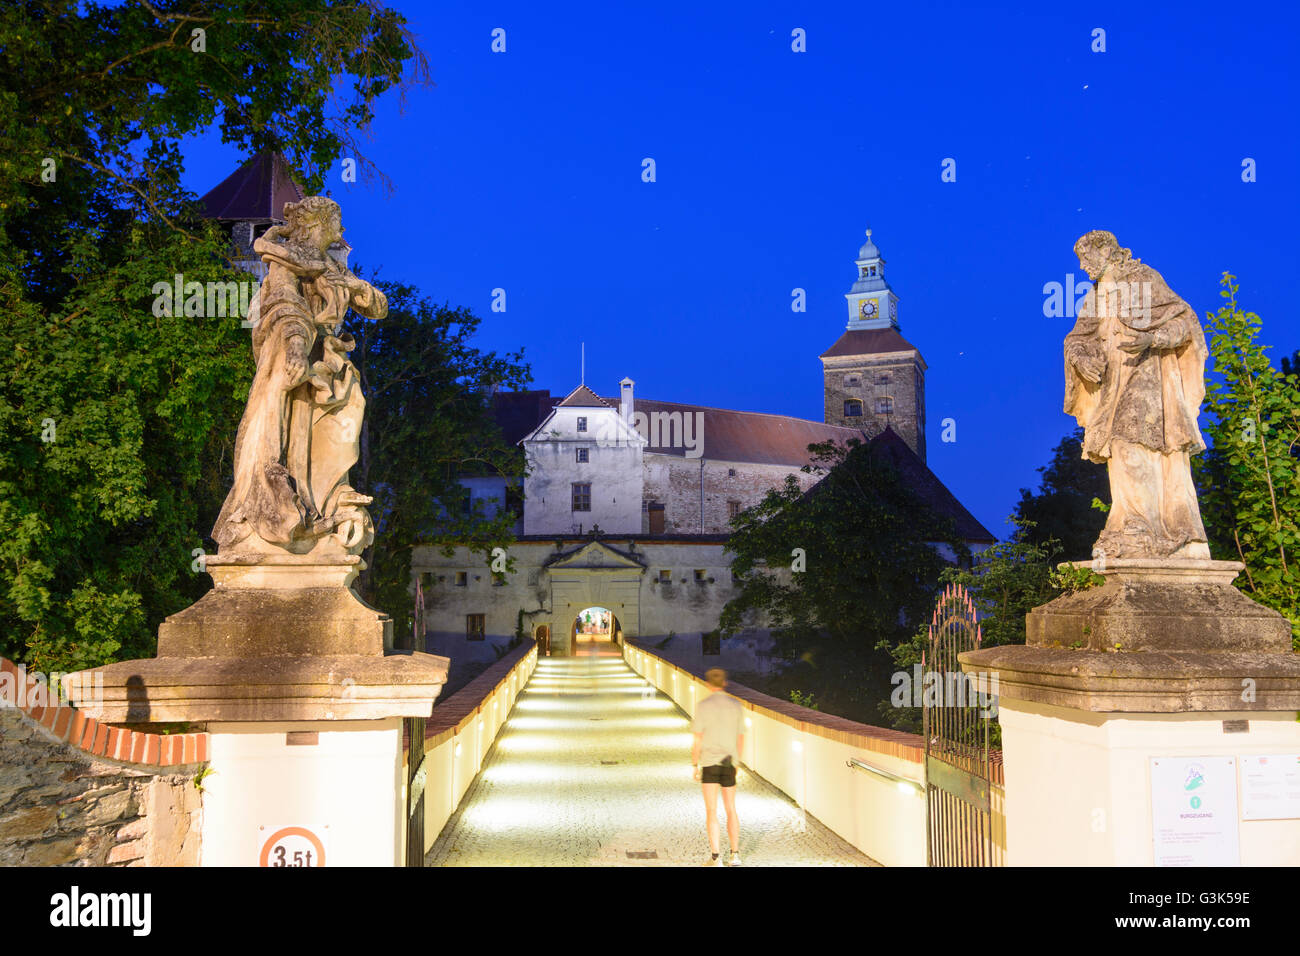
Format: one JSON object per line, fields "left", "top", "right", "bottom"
{"left": 455, "top": 572, "right": 467, "bottom": 587}
{"left": 727, "top": 468, "right": 736, "bottom": 477}
{"left": 576, "top": 447, "right": 589, "bottom": 463}
{"left": 727, "top": 500, "right": 741, "bottom": 519}
{"left": 844, "top": 399, "right": 863, "bottom": 417}
{"left": 466, "top": 614, "right": 486, "bottom": 641}
{"left": 658, "top": 569, "right": 672, "bottom": 584}
{"left": 572, "top": 482, "right": 591, "bottom": 512}
{"left": 876, "top": 397, "right": 894, "bottom": 415}
{"left": 576, "top": 416, "right": 587, "bottom": 432}
{"left": 878, "top": 373, "right": 891, "bottom": 385}
{"left": 869, "top": 266, "right": 877, "bottom": 276}
{"left": 843, "top": 374, "right": 860, "bottom": 387}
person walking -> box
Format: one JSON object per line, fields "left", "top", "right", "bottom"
{"left": 691, "top": 667, "right": 744, "bottom": 866}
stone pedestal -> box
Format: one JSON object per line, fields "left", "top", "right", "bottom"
{"left": 66, "top": 555, "right": 449, "bottom": 866}
{"left": 961, "top": 559, "right": 1300, "bottom": 866}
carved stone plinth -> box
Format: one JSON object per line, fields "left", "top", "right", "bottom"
{"left": 68, "top": 555, "right": 448, "bottom": 723}
{"left": 961, "top": 559, "right": 1300, "bottom": 713}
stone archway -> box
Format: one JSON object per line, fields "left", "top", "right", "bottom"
{"left": 543, "top": 541, "right": 644, "bottom": 657}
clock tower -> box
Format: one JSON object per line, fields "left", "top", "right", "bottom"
{"left": 820, "top": 229, "right": 927, "bottom": 461}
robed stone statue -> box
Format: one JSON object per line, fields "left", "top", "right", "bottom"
{"left": 213, "top": 196, "right": 387, "bottom": 559}
{"left": 1065, "top": 230, "right": 1210, "bottom": 561}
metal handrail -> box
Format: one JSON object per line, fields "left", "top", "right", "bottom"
{"left": 847, "top": 756, "right": 924, "bottom": 792}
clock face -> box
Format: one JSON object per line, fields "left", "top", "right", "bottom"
{"left": 860, "top": 298, "right": 878, "bottom": 319}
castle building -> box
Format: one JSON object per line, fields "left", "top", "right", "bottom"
{"left": 413, "top": 232, "right": 993, "bottom": 676}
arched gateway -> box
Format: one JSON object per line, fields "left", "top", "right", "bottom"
{"left": 538, "top": 540, "right": 643, "bottom": 657}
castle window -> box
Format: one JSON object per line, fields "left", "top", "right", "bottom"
{"left": 702, "top": 631, "right": 721, "bottom": 656}
{"left": 878, "top": 373, "right": 891, "bottom": 385}
{"left": 466, "top": 614, "right": 486, "bottom": 641}
{"left": 876, "top": 397, "right": 894, "bottom": 415}
{"left": 727, "top": 500, "right": 741, "bottom": 519}
{"left": 571, "top": 482, "right": 591, "bottom": 512}
{"left": 843, "top": 374, "right": 860, "bottom": 387}
{"left": 844, "top": 399, "right": 863, "bottom": 417}
{"left": 727, "top": 468, "right": 736, "bottom": 477}
{"left": 455, "top": 572, "right": 467, "bottom": 587}
{"left": 694, "top": 569, "right": 707, "bottom": 583}
{"left": 576, "top": 416, "right": 588, "bottom": 432}
{"left": 576, "top": 447, "right": 589, "bottom": 463}
{"left": 658, "top": 569, "right": 672, "bottom": 584}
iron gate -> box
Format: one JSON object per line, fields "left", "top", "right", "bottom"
{"left": 404, "top": 716, "right": 426, "bottom": 867}
{"left": 923, "top": 583, "right": 1000, "bottom": 866}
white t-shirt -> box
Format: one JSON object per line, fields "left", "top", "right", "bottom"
{"left": 691, "top": 691, "right": 743, "bottom": 767}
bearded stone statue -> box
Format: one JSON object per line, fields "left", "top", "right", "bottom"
{"left": 1065, "top": 230, "right": 1210, "bottom": 561}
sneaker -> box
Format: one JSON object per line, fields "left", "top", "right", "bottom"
{"left": 705, "top": 853, "right": 723, "bottom": 867}
{"left": 729, "top": 852, "right": 742, "bottom": 866}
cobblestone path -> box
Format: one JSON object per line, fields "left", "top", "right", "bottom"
{"left": 427, "top": 648, "right": 877, "bottom": 866}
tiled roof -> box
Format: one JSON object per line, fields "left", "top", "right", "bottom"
{"left": 844, "top": 428, "right": 995, "bottom": 542}
{"left": 198, "top": 151, "right": 305, "bottom": 223}
{"left": 556, "top": 384, "right": 613, "bottom": 408}
{"left": 607, "top": 397, "right": 866, "bottom": 467}
{"left": 820, "top": 327, "right": 920, "bottom": 359}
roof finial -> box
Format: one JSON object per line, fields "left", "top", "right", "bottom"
{"left": 866, "top": 228, "right": 872, "bottom": 238}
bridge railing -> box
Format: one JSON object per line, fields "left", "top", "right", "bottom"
{"left": 623, "top": 641, "right": 927, "bottom": 867}
{"left": 405, "top": 640, "right": 538, "bottom": 858}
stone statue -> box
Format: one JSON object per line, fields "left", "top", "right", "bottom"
{"left": 1065, "top": 230, "right": 1210, "bottom": 560}
{"left": 213, "top": 196, "right": 387, "bottom": 559}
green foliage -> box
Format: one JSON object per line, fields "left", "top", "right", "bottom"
{"left": 878, "top": 518, "right": 1073, "bottom": 733}
{"left": 1195, "top": 274, "right": 1300, "bottom": 647}
{"left": 0, "top": 221, "right": 253, "bottom": 671}
{"left": 1014, "top": 428, "right": 1109, "bottom": 561}
{"left": 788, "top": 689, "right": 819, "bottom": 711}
{"left": 720, "top": 438, "right": 966, "bottom": 722}
{"left": 0, "top": 0, "right": 425, "bottom": 302}
{"left": 346, "top": 281, "right": 530, "bottom": 641}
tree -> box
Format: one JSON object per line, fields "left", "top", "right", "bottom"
{"left": 878, "top": 518, "right": 1099, "bottom": 734}
{"left": 719, "top": 437, "right": 966, "bottom": 722}
{"left": 346, "top": 281, "right": 530, "bottom": 640}
{"left": 1014, "top": 428, "right": 1109, "bottom": 560}
{"left": 0, "top": 0, "right": 426, "bottom": 303}
{"left": 1195, "top": 274, "right": 1300, "bottom": 647}
{"left": 0, "top": 220, "right": 253, "bottom": 672}
{"left": 0, "top": 1, "right": 431, "bottom": 671}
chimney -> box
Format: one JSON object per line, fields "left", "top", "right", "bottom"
{"left": 620, "top": 377, "right": 635, "bottom": 424}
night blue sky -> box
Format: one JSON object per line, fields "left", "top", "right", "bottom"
{"left": 182, "top": 1, "right": 1300, "bottom": 539}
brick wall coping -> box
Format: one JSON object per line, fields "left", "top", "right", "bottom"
{"left": 0, "top": 657, "right": 208, "bottom": 768}
{"left": 626, "top": 641, "right": 925, "bottom": 764}
{"left": 419, "top": 641, "right": 536, "bottom": 750}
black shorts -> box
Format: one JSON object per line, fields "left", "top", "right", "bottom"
{"left": 701, "top": 763, "right": 736, "bottom": 787}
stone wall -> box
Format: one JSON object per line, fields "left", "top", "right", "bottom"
{"left": 0, "top": 659, "right": 207, "bottom": 866}
{"left": 822, "top": 353, "right": 926, "bottom": 460}
{"left": 643, "top": 456, "right": 819, "bottom": 535}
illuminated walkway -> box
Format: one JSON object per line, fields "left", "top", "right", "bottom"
{"left": 427, "top": 647, "right": 876, "bottom": 866}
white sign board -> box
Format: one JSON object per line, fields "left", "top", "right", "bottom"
{"left": 1150, "top": 757, "right": 1239, "bottom": 867}
{"left": 1240, "top": 754, "right": 1300, "bottom": 821}
{"left": 258, "top": 824, "right": 329, "bottom": 867}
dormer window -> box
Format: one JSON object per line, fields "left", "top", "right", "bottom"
{"left": 844, "top": 399, "right": 863, "bottom": 417}
{"left": 576, "top": 417, "right": 587, "bottom": 432}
